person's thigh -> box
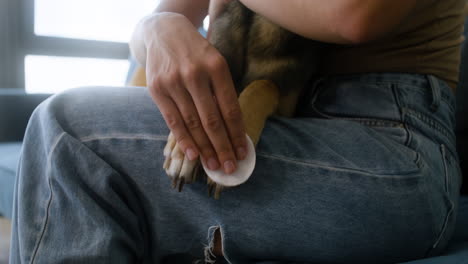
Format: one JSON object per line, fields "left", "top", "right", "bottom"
{"left": 10, "top": 73, "right": 460, "bottom": 264}
{"left": 217, "top": 117, "right": 427, "bottom": 263}
{"left": 211, "top": 74, "right": 460, "bottom": 264}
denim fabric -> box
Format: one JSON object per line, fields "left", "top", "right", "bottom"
{"left": 10, "top": 73, "right": 461, "bottom": 264}
{"left": 398, "top": 196, "right": 468, "bottom": 264}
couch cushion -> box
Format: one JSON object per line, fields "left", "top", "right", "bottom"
{"left": 0, "top": 89, "right": 51, "bottom": 142}
{"left": 0, "top": 142, "right": 22, "bottom": 218}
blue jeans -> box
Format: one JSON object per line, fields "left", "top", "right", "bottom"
{"left": 10, "top": 73, "right": 462, "bottom": 264}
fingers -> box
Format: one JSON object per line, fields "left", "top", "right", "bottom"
{"left": 168, "top": 82, "right": 220, "bottom": 170}
{"left": 149, "top": 88, "right": 201, "bottom": 162}
{"left": 149, "top": 67, "right": 240, "bottom": 174}
{"left": 184, "top": 70, "right": 240, "bottom": 174}
{"left": 208, "top": 56, "right": 248, "bottom": 161}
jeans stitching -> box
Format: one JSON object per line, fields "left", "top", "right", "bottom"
{"left": 421, "top": 161, "right": 438, "bottom": 257}
{"left": 307, "top": 82, "right": 404, "bottom": 126}
{"left": 392, "top": 83, "right": 407, "bottom": 130}
{"left": 80, "top": 134, "right": 168, "bottom": 143}
{"left": 441, "top": 145, "right": 450, "bottom": 193}
{"left": 404, "top": 108, "right": 454, "bottom": 140}
{"left": 403, "top": 109, "right": 456, "bottom": 155}
{"left": 256, "top": 152, "right": 421, "bottom": 178}
{"left": 309, "top": 100, "right": 404, "bottom": 126}
{"left": 432, "top": 207, "right": 454, "bottom": 250}
{"left": 427, "top": 144, "right": 456, "bottom": 254}
{"left": 30, "top": 132, "right": 66, "bottom": 264}
{"left": 327, "top": 76, "right": 454, "bottom": 108}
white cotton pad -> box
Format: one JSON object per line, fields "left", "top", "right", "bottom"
{"left": 201, "top": 134, "right": 256, "bottom": 187}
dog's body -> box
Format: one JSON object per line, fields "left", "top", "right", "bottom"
{"left": 162, "top": 1, "right": 322, "bottom": 198}
{"left": 210, "top": 1, "right": 321, "bottom": 117}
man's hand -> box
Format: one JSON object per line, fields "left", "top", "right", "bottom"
{"left": 144, "top": 13, "right": 247, "bottom": 174}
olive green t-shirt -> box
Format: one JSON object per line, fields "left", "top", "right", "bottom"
{"left": 319, "top": 0, "right": 466, "bottom": 91}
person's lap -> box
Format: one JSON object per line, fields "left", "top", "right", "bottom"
{"left": 10, "top": 73, "right": 461, "bottom": 264}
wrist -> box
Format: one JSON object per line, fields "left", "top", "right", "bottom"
{"left": 141, "top": 12, "right": 187, "bottom": 46}
{"left": 130, "top": 12, "right": 188, "bottom": 66}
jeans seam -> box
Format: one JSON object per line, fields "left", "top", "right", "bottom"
{"left": 403, "top": 108, "right": 455, "bottom": 143}
{"left": 441, "top": 144, "right": 450, "bottom": 193}
{"left": 256, "top": 152, "right": 421, "bottom": 178}
{"left": 30, "top": 132, "right": 66, "bottom": 264}
{"left": 425, "top": 144, "right": 456, "bottom": 255}
{"left": 80, "top": 134, "right": 168, "bottom": 143}
{"left": 308, "top": 100, "right": 404, "bottom": 126}
{"left": 432, "top": 207, "right": 454, "bottom": 250}
{"left": 391, "top": 83, "right": 415, "bottom": 151}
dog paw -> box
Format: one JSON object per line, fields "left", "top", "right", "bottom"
{"left": 162, "top": 132, "right": 254, "bottom": 200}
{"left": 163, "top": 132, "right": 202, "bottom": 192}
{"left": 206, "top": 177, "right": 225, "bottom": 200}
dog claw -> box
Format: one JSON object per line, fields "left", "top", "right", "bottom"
{"left": 214, "top": 185, "right": 223, "bottom": 199}
{"left": 163, "top": 132, "right": 202, "bottom": 193}
{"left": 163, "top": 132, "right": 176, "bottom": 157}
{"left": 163, "top": 156, "right": 171, "bottom": 170}
{"left": 171, "top": 177, "right": 178, "bottom": 189}
{"left": 178, "top": 178, "right": 185, "bottom": 192}
{"left": 163, "top": 132, "right": 226, "bottom": 198}
{"left": 206, "top": 177, "right": 223, "bottom": 199}
{"left": 207, "top": 183, "right": 223, "bottom": 199}
{"left": 208, "top": 183, "right": 215, "bottom": 197}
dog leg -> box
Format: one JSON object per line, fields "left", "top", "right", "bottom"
{"left": 277, "top": 88, "right": 302, "bottom": 118}
{"left": 238, "top": 80, "right": 280, "bottom": 146}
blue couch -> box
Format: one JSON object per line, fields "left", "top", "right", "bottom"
{"left": 1, "top": 21, "right": 467, "bottom": 263}
{"left": 0, "top": 90, "right": 51, "bottom": 218}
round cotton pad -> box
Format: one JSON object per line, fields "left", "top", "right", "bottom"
{"left": 201, "top": 134, "right": 256, "bottom": 187}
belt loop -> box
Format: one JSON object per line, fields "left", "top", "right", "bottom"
{"left": 427, "top": 75, "right": 441, "bottom": 112}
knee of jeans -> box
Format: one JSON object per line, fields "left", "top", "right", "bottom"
{"left": 25, "top": 87, "right": 107, "bottom": 148}
{"left": 29, "top": 87, "right": 95, "bottom": 135}
{"left": 30, "top": 86, "right": 166, "bottom": 139}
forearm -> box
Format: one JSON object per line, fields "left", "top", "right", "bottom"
{"left": 129, "top": 0, "right": 209, "bottom": 66}
{"left": 239, "top": 0, "right": 418, "bottom": 44}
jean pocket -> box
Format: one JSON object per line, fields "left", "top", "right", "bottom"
{"left": 304, "top": 81, "right": 413, "bottom": 148}
{"left": 307, "top": 101, "right": 420, "bottom": 169}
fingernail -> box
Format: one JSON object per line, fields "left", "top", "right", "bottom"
{"left": 236, "top": 147, "right": 247, "bottom": 160}
{"left": 186, "top": 148, "right": 198, "bottom": 161}
{"left": 208, "top": 157, "right": 220, "bottom": 170}
{"left": 224, "top": 160, "right": 236, "bottom": 174}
